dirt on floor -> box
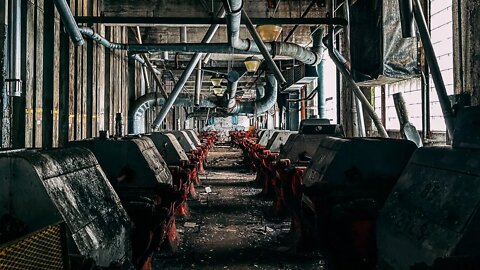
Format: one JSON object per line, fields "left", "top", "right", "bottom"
{"left": 154, "top": 144, "right": 325, "bottom": 270}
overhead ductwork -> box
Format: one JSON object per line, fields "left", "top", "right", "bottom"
{"left": 129, "top": 92, "right": 218, "bottom": 134}
{"left": 228, "top": 73, "right": 278, "bottom": 114}
{"left": 73, "top": 11, "right": 339, "bottom": 66}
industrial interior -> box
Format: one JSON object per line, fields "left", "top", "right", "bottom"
{"left": 0, "top": 0, "right": 479, "bottom": 269}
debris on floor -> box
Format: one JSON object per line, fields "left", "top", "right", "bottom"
{"left": 155, "top": 144, "right": 324, "bottom": 270}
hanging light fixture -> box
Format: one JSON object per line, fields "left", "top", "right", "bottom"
{"left": 210, "top": 73, "right": 223, "bottom": 87}
{"left": 256, "top": 25, "right": 283, "bottom": 42}
{"left": 244, "top": 56, "right": 261, "bottom": 73}
{"left": 212, "top": 86, "right": 225, "bottom": 96}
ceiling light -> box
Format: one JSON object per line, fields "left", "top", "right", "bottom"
{"left": 256, "top": 25, "right": 283, "bottom": 42}
{"left": 244, "top": 56, "right": 261, "bottom": 73}
{"left": 212, "top": 87, "right": 225, "bottom": 96}
{"left": 210, "top": 73, "right": 223, "bottom": 87}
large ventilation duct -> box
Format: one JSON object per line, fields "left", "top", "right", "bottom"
{"left": 229, "top": 73, "right": 278, "bottom": 114}
{"left": 129, "top": 93, "right": 217, "bottom": 134}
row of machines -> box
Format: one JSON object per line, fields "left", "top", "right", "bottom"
{"left": 0, "top": 129, "right": 216, "bottom": 270}
{"left": 232, "top": 107, "right": 480, "bottom": 270}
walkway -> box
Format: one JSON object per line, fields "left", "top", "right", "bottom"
{"left": 155, "top": 144, "right": 323, "bottom": 270}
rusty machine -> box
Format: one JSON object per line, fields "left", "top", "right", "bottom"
{"left": 69, "top": 137, "right": 179, "bottom": 269}
{"left": 0, "top": 148, "right": 132, "bottom": 268}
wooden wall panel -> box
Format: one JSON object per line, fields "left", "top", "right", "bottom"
{"left": 34, "top": 0, "right": 44, "bottom": 147}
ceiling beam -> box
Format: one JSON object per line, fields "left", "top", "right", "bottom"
{"left": 75, "top": 16, "right": 347, "bottom": 26}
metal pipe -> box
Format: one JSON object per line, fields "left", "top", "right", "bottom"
{"left": 151, "top": 8, "right": 226, "bottom": 130}
{"left": 78, "top": 27, "right": 126, "bottom": 49}
{"left": 9, "top": 0, "right": 21, "bottom": 94}
{"left": 77, "top": 29, "right": 325, "bottom": 66}
{"left": 180, "top": 26, "right": 187, "bottom": 43}
{"left": 398, "top": 0, "right": 416, "bottom": 38}
{"left": 224, "top": 71, "right": 240, "bottom": 109}
{"left": 129, "top": 93, "right": 217, "bottom": 133}
{"left": 311, "top": 26, "right": 326, "bottom": 118}
{"left": 326, "top": 27, "right": 389, "bottom": 138}
{"left": 230, "top": 73, "right": 278, "bottom": 114}
{"left": 194, "top": 61, "right": 202, "bottom": 106}
{"left": 412, "top": 0, "right": 455, "bottom": 135}
{"left": 241, "top": 9, "right": 286, "bottom": 84}
{"left": 355, "top": 96, "right": 366, "bottom": 136}
{"left": 142, "top": 65, "right": 151, "bottom": 91}
{"left": 129, "top": 53, "right": 146, "bottom": 65}
{"left": 53, "top": 0, "right": 84, "bottom": 46}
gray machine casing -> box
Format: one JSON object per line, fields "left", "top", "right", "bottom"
{"left": 377, "top": 146, "right": 480, "bottom": 270}
{"left": 69, "top": 137, "right": 172, "bottom": 198}
{"left": 257, "top": 130, "right": 277, "bottom": 146}
{"left": 182, "top": 130, "right": 202, "bottom": 147}
{"left": 145, "top": 132, "right": 189, "bottom": 165}
{"left": 164, "top": 131, "right": 197, "bottom": 153}
{"left": 265, "top": 131, "right": 297, "bottom": 152}
{"left": 302, "top": 137, "right": 417, "bottom": 198}
{"left": 0, "top": 148, "right": 131, "bottom": 266}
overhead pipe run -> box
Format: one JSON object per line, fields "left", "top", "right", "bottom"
{"left": 53, "top": 0, "right": 84, "bottom": 46}
{"left": 129, "top": 92, "right": 217, "bottom": 134}
{"left": 151, "top": 7, "right": 226, "bottom": 130}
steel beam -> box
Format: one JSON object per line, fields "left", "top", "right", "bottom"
{"left": 74, "top": 16, "right": 348, "bottom": 26}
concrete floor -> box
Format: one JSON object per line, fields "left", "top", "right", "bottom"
{"left": 155, "top": 144, "right": 325, "bottom": 270}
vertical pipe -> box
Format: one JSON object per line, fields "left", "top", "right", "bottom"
{"left": 311, "top": 26, "right": 326, "bottom": 118}
{"left": 142, "top": 65, "right": 150, "bottom": 91}
{"left": 194, "top": 61, "right": 202, "bottom": 106}
{"left": 151, "top": 8, "right": 225, "bottom": 130}
{"left": 355, "top": 96, "right": 366, "bottom": 136}
{"left": 242, "top": 10, "right": 287, "bottom": 85}
{"left": 398, "top": 0, "right": 416, "bottom": 38}
{"left": 412, "top": 0, "right": 455, "bottom": 135}
{"left": 180, "top": 26, "right": 187, "bottom": 43}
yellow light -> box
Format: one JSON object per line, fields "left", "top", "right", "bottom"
{"left": 244, "top": 56, "right": 261, "bottom": 73}
{"left": 256, "top": 25, "right": 283, "bottom": 42}
{"left": 210, "top": 74, "right": 223, "bottom": 87}
{"left": 212, "top": 87, "right": 225, "bottom": 96}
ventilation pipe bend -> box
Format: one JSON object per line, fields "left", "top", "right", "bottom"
{"left": 53, "top": 0, "right": 84, "bottom": 46}
{"left": 223, "top": 71, "right": 240, "bottom": 109}
{"left": 224, "top": 0, "right": 323, "bottom": 66}
{"left": 229, "top": 73, "right": 277, "bottom": 114}
{"left": 129, "top": 92, "right": 217, "bottom": 134}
